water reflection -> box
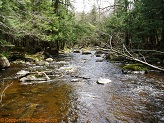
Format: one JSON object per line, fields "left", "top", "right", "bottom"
{"left": 0, "top": 52, "right": 164, "bottom": 123}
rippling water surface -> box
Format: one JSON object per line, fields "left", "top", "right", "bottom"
{"left": 0, "top": 52, "right": 164, "bottom": 123}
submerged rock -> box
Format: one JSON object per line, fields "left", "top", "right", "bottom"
{"left": 97, "top": 78, "right": 112, "bottom": 84}
{"left": 0, "top": 56, "right": 10, "bottom": 69}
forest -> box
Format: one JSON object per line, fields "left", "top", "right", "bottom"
{"left": 0, "top": 0, "right": 164, "bottom": 70}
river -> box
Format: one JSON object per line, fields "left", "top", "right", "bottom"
{"left": 0, "top": 51, "right": 164, "bottom": 123}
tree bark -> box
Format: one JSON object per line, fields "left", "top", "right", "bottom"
{"left": 53, "top": 0, "right": 60, "bottom": 13}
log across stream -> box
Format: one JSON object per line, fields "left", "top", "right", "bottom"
{"left": 0, "top": 51, "right": 164, "bottom": 122}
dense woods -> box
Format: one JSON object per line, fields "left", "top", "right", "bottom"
{"left": 0, "top": 0, "right": 76, "bottom": 53}
{"left": 102, "top": 0, "right": 164, "bottom": 50}
{"left": 0, "top": 1, "right": 164, "bottom": 122}
{"left": 0, "top": 0, "right": 164, "bottom": 65}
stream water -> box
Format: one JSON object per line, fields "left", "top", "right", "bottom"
{"left": 0, "top": 51, "right": 164, "bottom": 123}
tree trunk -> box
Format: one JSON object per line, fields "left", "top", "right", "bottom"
{"left": 56, "top": 40, "right": 59, "bottom": 51}
{"left": 160, "top": 0, "right": 164, "bottom": 47}
{"left": 125, "top": 30, "right": 130, "bottom": 47}
{"left": 53, "top": 0, "right": 60, "bottom": 13}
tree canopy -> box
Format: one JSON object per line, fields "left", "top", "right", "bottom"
{"left": 0, "top": 0, "right": 164, "bottom": 52}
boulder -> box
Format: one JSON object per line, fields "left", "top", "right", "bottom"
{"left": 95, "top": 50, "right": 104, "bottom": 55}
{"left": 8, "top": 51, "right": 25, "bottom": 61}
{"left": 82, "top": 50, "right": 92, "bottom": 55}
{"left": 36, "top": 60, "right": 49, "bottom": 66}
{"left": 96, "top": 58, "right": 104, "bottom": 62}
{"left": 16, "top": 70, "right": 50, "bottom": 82}
{"left": 46, "top": 58, "right": 53, "bottom": 62}
{"left": 25, "top": 57, "right": 35, "bottom": 62}
{"left": 0, "top": 56, "right": 10, "bottom": 69}
{"left": 56, "top": 61, "right": 68, "bottom": 65}
{"left": 122, "top": 64, "right": 148, "bottom": 74}
{"left": 71, "top": 79, "right": 79, "bottom": 82}
{"left": 16, "top": 70, "right": 30, "bottom": 78}
{"left": 97, "top": 78, "right": 112, "bottom": 84}
{"left": 20, "top": 75, "right": 47, "bottom": 82}
{"left": 122, "top": 69, "right": 146, "bottom": 74}
{"left": 73, "top": 50, "right": 81, "bottom": 53}
{"left": 95, "top": 54, "right": 101, "bottom": 57}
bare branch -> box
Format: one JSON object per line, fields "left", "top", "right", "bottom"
{"left": 0, "top": 82, "right": 13, "bottom": 105}
{"left": 100, "top": 37, "right": 164, "bottom": 72}
{"left": 99, "top": 4, "right": 123, "bottom": 10}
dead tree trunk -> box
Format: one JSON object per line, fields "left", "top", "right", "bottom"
{"left": 106, "top": 36, "right": 164, "bottom": 72}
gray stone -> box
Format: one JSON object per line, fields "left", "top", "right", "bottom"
{"left": 20, "top": 75, "right": 47, "bottom": 82}
{"left": 122, "top": 69, "right": 146, "bottom": 74}
{"left": 16, "top": 70, "right": 30, "bottom": 78}
{"left": 82, "top": 50, "right": 91, "bottom": 55}
{"left": 56, "top": 61, "right": 67, "bottom": 65}
{"left": 73, "top": 50, "right": 81, "bottom": 53}
{"left": 95, "top": 54, "right": 101, "bottom": 57}
{"left": 36, "top": 60, "right": 49, "bottom": 66}
{"left": 71, "top": 79, "right": 79, "bottom": 82}
{"left": 46, "top": 58, "right": 53, "bottom": 62}
{"left": 44, "top": 62, "right": 50, "bottom": 66}
{"left": 0, "top": 56, "right": 10, "bottom": 69}
{"left": 95, "top": 50, "right": 103, "bottom": 54}
{"left": 97, "top": 78, "right": 112, "bottom": 84}
{"left": 96, "top": 58, "right": 104, "bottom": 62}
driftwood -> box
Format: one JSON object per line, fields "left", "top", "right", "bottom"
{"left": 0, "top": 82, "right": 13, "bottom": 105}
{"left": 17, "top": 70, "right": 50, "bottom": 81}
{"left": 103, "top": 36, "right": 164, "bottom": 72}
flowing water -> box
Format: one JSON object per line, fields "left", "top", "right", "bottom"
{"left": 0, "top": 51, "right": 164, "bottom": 123}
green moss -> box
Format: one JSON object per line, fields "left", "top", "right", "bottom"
{"left": 0, "top": 54, "right": 3, "bottom": 57}
{"left": 25, "top": 52, "right": 44, "bottom": 62}
{"left": 1, "top": 51, "right": 9, "bottom": 58}
{"left": 123, "top": 64, "right": 148, "bottom": 71}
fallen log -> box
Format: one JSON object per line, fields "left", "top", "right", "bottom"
{"left": 101, "top": 36, "right": 164, "bottom": 72}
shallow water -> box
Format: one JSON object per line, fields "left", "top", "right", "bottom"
{"left": 0, "top": 52, "right": 164, "bottom": 123}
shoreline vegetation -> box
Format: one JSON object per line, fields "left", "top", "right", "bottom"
{"left": 1, "top": 46, "right": 163, "bottom": 75}
{"left": 0, "top": 0, "right": 164, "bottom": 73}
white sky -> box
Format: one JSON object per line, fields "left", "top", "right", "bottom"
{"left": 72, "top": 0, "right": 114, "bottom": 12}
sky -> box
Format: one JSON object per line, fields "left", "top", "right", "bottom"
{"left": 72, "top": 0, "right": 114, "bottom": 12}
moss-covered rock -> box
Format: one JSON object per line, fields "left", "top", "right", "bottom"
{"left": 8, "top": 51, "right": 25, "bottom": 61}
{"left": 82, "top": 50, "right": 92, "bottom": 55}
{"left": 122, "top": 64, "right": 148, "bottom": 74}
{"left": 25, "top": 52, "right": 45, "bottom": 63}
{"left": 0, "top": 56, "right": 10, "bottom": 69}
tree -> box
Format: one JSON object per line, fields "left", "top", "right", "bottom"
{"left": 103, "top": 0, "right": 164, "bottom": 50}
{"left": 0, "top": 0, "right": 77, "bottom": 53}
{"left": 89, "top": 4, "right": 98, "bottom": 26}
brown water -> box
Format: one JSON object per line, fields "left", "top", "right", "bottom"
{"left": 0, "top": 52, "right": 164, "bottom": 123}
